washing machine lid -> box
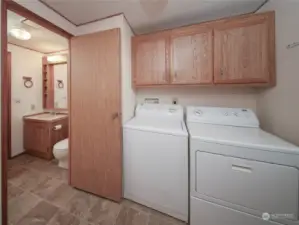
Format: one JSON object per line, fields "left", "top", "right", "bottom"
{"left": 188, "top": 123, "right": 299, "bottom": 154}
{"left": 54, "top": 139, "right": 68, "bottom": 150}
{"left": 124, "top": 118, "right": 188, "bottom": 136}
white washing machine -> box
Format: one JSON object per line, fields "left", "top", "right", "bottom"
{"left": 123, "top": 104, "right": 188, "bottom": 221}
{"left": 187, "top": 106, "right": 299, "bottom": 225}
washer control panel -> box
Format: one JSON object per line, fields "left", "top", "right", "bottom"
{"left": 187, "top": 106, "right": 259, "bottom": 127}
{"left": 136, "top": 104, "right": 184, "bottom": 120}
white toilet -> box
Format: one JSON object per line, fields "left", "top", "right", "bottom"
{"left": 53, "top": 138, "right": 69, "bottom": 169}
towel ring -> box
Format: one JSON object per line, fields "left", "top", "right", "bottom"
{"left": 57, "top": 80, "right": 64, "bottom": 89}
{"left": 23, "top": 76, "right": 33, "bottom": 88}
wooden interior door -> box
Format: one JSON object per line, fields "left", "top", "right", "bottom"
{"left": 170, "top": 27, "right": 213, "bottom": 84}
{"left": 214, "top": 13, "right": 274, "bottom": 84}
{"left": 70, "top": 28, "right": 122, "bottom": 201}
{"left": 132, "top": 32, "right": 169, "bottom": 86}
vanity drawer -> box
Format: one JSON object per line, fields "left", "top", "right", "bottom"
{"left": 195, "top": 152, "right": 298, "bottom": 218}
{"left": 191, "top": 197, "right": 283, "bottom": 225}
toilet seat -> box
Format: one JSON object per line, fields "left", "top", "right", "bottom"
{"left": 54, "top": 139, "right": 68, "bottom": 150}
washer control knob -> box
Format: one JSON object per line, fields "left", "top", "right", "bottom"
{"left": 194, "top": 109, "right": 203, "bottom": 116}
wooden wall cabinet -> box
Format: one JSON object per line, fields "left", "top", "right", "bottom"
{"left": 132, "top": 11, "right": 275, "bottom": 87}
{"left": 23, "top": 114, "right": 68, "bottom": 160}
{"left": 170, "top": 26, "right": 213, "bottom": 84}
{"left": 132, "top": 32, "right": 170, "bottom": 86}
{"left": 213, "top": 12, "right": 275, "bottom": 84}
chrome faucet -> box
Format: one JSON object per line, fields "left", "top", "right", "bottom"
{"left": 49, "top": 110, "right": 57, "bottom": 116}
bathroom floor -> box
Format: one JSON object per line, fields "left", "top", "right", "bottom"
{"left": 8, "top": 154, "right": 186, "bottom": 225}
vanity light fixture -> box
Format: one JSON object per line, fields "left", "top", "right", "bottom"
{"left": 9, "top": 28, "right": 31, "bottom": 40}
{"left": 47, "top": 55, "right": 66, "bottom": 63}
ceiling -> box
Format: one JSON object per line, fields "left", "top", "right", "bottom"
{"left": 40, "top": 0, "right": 267, "bottom": 34}
{"left": 7, "top": 10, "right": 68, "bottom": 53}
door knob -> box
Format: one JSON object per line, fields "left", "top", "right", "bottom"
{"left": 112, "top": 112, "right": 120, "bottom": 120}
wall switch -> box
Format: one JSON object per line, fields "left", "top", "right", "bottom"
{"left": 31, "top": 104, "right": 35, "bottom": 111}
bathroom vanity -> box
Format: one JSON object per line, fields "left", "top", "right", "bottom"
{"left": 23, "top": 112, "right": 68, "bottom": 160}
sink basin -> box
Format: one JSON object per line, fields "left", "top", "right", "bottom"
{"left": 24, "top": 113, "right": 68, "bottom": 121}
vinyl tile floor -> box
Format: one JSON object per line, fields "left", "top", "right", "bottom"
{"left": 8, "top": 154, "right": 187, "bottom": 225}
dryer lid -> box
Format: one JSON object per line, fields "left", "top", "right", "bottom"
{"left": 187, "top": 106, "right": 259, "bottom": 128}
{"left": 124, "top": 118, "right": 188, "bottom": 136}
{"left": 188, "top": 123, "right": 299, "bottom": 154}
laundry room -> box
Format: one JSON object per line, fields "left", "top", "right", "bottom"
{"left": 1, "top": 0, "right": 299, "bottom": 225}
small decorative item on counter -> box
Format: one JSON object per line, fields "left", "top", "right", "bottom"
{"left": 23, "top": 76, "right": 33, "bottom": 88}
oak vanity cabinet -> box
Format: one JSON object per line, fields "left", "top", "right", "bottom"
{"left": 132, "top": 32, "right": 169, "bottom": 86}
{"left": 23, "top": 114, "right": 68, "bottom": 160}
{"left": 213, "top": 12, "right": 275, "bottom": 84}
{"left": 170, "top": 26, "right": 213, "bottom": 84}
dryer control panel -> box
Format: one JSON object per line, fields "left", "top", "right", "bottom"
{"left": 187, "top": 106, "right": 259, "bottom": 128}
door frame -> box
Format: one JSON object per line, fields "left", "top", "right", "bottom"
{"left": 1, "top": 1, "right": 73, "bottom": 224}
{"left": 6, "top": 51, "right": 11, "bottom": 159}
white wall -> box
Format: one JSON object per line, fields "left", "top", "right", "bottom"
{"left": 8, "top": 44, "right": 44, "bottom": 157}
{"left": 77, "top": 14, "right": 136, "bottom": 124}
{"left": 11, "top": 0, "right": 299, "bottom": 148}
{"left": 121, "top": 16, "right": 135, "bottom": 123}
{"left": 257, "top": 0, "right": 299, "bottom": 146}
{"left": 137, "top": 87, "right": 259, "bottom": 112}
{"left": 54, "top": 64, "right": 68, "bottom": 108}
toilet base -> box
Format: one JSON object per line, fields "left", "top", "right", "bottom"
{"left": 58, "top": 160, "right": 68, "bottom": 169}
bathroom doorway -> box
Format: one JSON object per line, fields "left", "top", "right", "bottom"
{"left": 1, "top": 1, "right": 73, "bottom": 224}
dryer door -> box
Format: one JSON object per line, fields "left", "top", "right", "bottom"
{"left": 194, "top": 151, "right": 298, "bottom": 220}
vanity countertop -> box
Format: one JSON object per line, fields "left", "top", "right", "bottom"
{"left": 24, "top": 113, "right": 68, "bottom": 122}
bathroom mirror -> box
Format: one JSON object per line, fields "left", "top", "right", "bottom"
{"left": 43, "top": 53, "right": 68, "bottom": 110}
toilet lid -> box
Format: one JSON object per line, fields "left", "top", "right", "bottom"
{"left": 54, "top": 139, "right": 68, "bottom": 150}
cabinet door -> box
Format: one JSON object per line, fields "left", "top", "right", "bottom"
{"left": 132, "top": 34, "right": 169, "bottom": 86}
{"left": 214, "top": 12, "right": 275, "bottom": 84}
{"left": 170, "top": 27, "right": 213, "bottom": 84}
{"left": 24, "top": 122, "right": 50, "bottom": 152}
